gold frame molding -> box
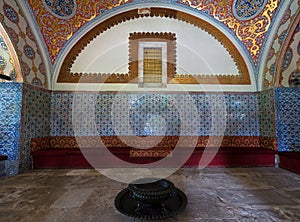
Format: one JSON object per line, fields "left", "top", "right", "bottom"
{"left": 129, "top": 32, "right": 176, "bottom": 84}
{"left": 57, "top": 8, "right": 250, "bottom": 85}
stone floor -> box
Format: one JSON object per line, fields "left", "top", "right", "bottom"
{"left": 0, "top": 167, "right": 300, "bottom": 222}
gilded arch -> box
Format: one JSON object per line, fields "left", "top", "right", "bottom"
{"left": 57, "top": 8, "right": 251, "bottom": 85}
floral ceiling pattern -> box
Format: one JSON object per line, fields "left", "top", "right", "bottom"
{"left": 28, "top": 0, "right": 132, "bottom": 63}
{"left": 27, "top": 0, "right": 280, "bottom": 66}
{"left": 0, "top": 0, "right": 46, "bottom": 87}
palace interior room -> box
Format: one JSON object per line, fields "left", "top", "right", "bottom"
{"left": 0, "top": 0, "right": 299, "bottom": 221}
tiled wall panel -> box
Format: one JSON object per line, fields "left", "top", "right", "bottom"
{"left": 0, "top": 83, "right": 22, "bottom": 175}
{"left": 258, "top": 89, "right": 276, "bottom": 137}
{"left": 20, "top": 84, "right": 51, "bottom": 172}
{"left": 51, "top": 92, "right": 260, "bottom": 137}
{"left": 3, "top": 85, "right": 299, "bottom": 173}
{"left": 274, "top": 88, "right": 300, "bottom": 152}
{"left": 3, "top": 87, "right": 289, "bottom": 174}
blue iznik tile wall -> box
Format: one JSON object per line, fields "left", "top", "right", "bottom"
{"left": 51, "top": 92, "right": 260, "bottom": 137}
{"left": 0, "top": 83, "right": 22, "bottom": 176}
{"left": 274, "top": 88, "right": 300, "bottom": 152}
{"left": 3, "top": 87, "right": 293, "bottom": 174}
{"left": 258, "top": 89, "right": 276, "bottom": 137}
{"left": 2, "top": 83, "right": 300, "bottom": 173}
{"left": 20, "top": 84, "right": 51, "bottom": 172}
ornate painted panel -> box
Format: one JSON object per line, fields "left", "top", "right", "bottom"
{"left": 262, "top": 0, "right": 299, "bottom": 89}
{"left": 0, "top": 0, "right": 47, "bottom": 88}
{"left": 58, "top": 9, "right": 251, "bottom": 85}
{"left": 279, "top": 21, "right": 300, "bottom": 87}
{"left": 42, "top": 0, "right": 77, "bottom": 19}
{"left": 0, "top": 28, "right": 21, "bottom": 82}
{"left": 26, "top": 0, "right": 281, "bottom": 67}
{"left": 178, "top": 0, "right": 281, "bottom": 65}
{"left": 27, "top": 0, "right": 132, "bottom": 63}
{"left": 233, "top": 0, "right": 267, "bottom": 20}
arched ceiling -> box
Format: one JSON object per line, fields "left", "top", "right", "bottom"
{"left": 0, "top": 23, "right": 22, "bottom": 82}
{"left": 0, "top": 0, "right": 298, "bottom": 91}
{"left": 57, "top": 9, "right": 251, "bottom": 86}
{"left": 0, "top": 0, "right": 47, "bottom": 87}
{"left": 26, "top": 0, "right": 281, "bottom": 65}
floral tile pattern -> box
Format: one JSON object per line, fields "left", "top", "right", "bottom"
{"left": 5, "top": 86, "right": 297, "bottom": 174}
{"left": 51, "top": 92, "right": 260, "bottom": 137}
{"left": 274, "top": 88, "right": 300, "bottom": 152}
{"left": 0, "top": 82, "right": 22, "bottom": 175}
{"left": 258, "top": 89, "right": 276, "bottom": 137}
{"left": 3, "top": 86, "right": 290, "bottom": 174}
{"left": 20, "top": 84, "right": 51, "bottom": 172}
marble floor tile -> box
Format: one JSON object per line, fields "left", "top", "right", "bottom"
{"left": 0, "top": 167, "right": 300, "bottom": 222}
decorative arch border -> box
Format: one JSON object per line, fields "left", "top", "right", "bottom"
{"left": 57, "top": 7, "right": 251, "bottom": 85}
{"left": 275, "top": 13, "right": 300, "bottom": 86}
{"left": 258, "top": 0, "right": 298, "bottom": 90}
{"left": 0, "top": 23, "right": 23, "bottom": 82}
